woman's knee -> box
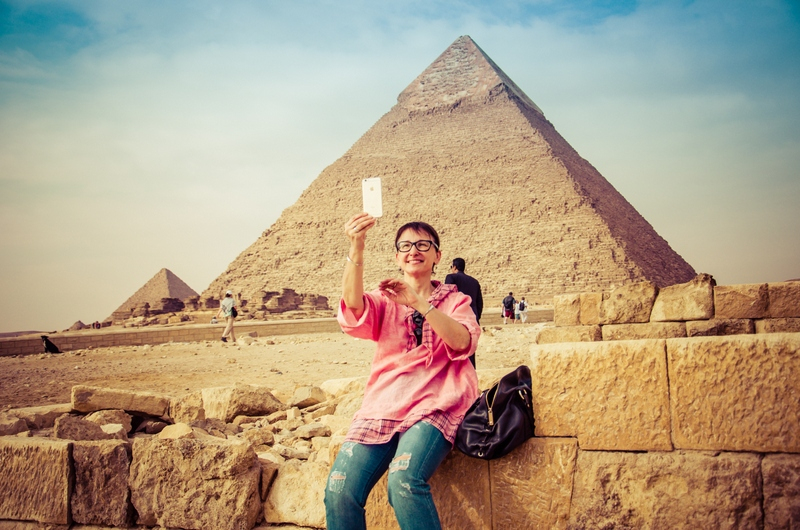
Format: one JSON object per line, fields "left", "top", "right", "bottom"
{"left": 386, "top": 454, "right": 429, "bottom": 499}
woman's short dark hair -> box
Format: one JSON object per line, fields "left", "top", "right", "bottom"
{"left": 394, "top": 221, "right": 440, "bottom": 250}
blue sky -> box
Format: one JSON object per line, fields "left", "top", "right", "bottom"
{"left": 1, "top": 0, "right": 798, "bottom": 332}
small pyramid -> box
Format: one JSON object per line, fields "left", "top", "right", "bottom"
{"left": 203, "top": 36, "right": 695, "bottom": 307}
{"left": 110, "top": 268, "right": 198, "bottom": 322}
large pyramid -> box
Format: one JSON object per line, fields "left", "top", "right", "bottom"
{"left": 203, "top": 36, "right": 695, "bottom": 307}
{"left": 110, "top": 268, "right": 199, "bottom": 322}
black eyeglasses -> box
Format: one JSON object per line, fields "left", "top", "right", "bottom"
{"left": 396, "top": 240, "right": 438, "bottom": 252}
{"left": 412, "top": 310, "right": 423, "bottom": 346}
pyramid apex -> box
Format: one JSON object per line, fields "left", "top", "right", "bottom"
{"left": 397, "top": 36, "right": 543, "bottom": 115}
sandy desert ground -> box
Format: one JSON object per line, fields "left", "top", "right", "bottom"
{"left": 0, "top": 324, "right": 546, "bottom": 412}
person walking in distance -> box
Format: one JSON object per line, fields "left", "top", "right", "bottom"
{"left": 502, "top": 292, "right": 516, "bottom": 325}
{"left": 518, "top": 296, "right": 528, "bottom": 323}
{"left": 216, "top": 290, "right": 237, "bottom": 343}
{"left": 325, "top": 213, "right": 479, "bottom": 530}
{"left": 444, "top": 257, "right": 483, "bottom": 367}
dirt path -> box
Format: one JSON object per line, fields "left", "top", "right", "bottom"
{"left": 0, "top": 326, "right": 544, "bottom": 411}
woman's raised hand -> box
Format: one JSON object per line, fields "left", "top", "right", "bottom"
{"left": 345, "top": 213, "right": 376, "bottom": 245}
{"left": 378, "top": 278, "right": 423, "bottom": 308}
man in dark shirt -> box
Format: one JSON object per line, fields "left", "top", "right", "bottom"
{"left": 445, "top": 257, "right": 483, "bottom": 367}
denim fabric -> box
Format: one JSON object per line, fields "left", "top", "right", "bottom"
{"left": 324, "top": 421, "right": 451, "bottom": 530}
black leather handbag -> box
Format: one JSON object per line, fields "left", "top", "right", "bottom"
{"left": 455, "top": 365, "right": 536, "bottom": 459}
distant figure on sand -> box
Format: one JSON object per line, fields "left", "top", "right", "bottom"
{"left": 518, "top": 297, "right": 528, "bottom": 323}
{"left": 445, "top": 257, "right": 483, "bottom": 367}
{"left": 325, "top": 213, "right": 479, "bottom": 530}
{"left": 216, "top": 290, "right": 237, "bottom": 343}
{"left": 41, "top": 335, "right": 61, "bottom": 354}
{"left": 502, "top": 292, "right": 516, "bottom": 324}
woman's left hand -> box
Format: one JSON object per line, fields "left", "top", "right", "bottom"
{"left": 378, "top": 278, "right": 424, "bottom": 309}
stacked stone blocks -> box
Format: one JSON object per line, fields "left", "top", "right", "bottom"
{"left": 541, "top": 274, "right": 800, "bottom": 344}
{"left": 1, "top": 278, "right": 798, "bottom": 528}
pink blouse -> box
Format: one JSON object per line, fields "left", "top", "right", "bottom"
{"left": 337, "top": 281, "right": 480, "bottom": 444}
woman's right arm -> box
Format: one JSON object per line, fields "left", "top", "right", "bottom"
{"left": 342, "top": 213, "right": 376, "bottom": 319}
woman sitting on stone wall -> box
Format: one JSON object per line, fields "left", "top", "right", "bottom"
{"left": 324, "top": 213, "right": 480, "bottom": 530}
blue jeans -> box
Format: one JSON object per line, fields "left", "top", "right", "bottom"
{"left": 324, "top": 421, "right": 451, "bottom": 530}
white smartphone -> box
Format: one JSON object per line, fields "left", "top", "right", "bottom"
{"left": 362, "top": 177, "right": 383, "bottom": 217}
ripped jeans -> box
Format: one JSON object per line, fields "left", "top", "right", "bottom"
{"left": 324, "top": 421, "right": 451, "bottom": 530}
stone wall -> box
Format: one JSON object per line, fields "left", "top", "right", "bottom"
{"left": 1, "top": 278, "right": 797, "bottom": 529}
{"left": 0, "top": 319, "right": 342, "bottom": 357}
{"left": 2, "top": 332, "right": 798, "bottom": 528}
{"left": 539, "top": 275, "right": 800, "bottom": 344}
{"left": 1, "top": 309, "right": 554, "bottom": 358}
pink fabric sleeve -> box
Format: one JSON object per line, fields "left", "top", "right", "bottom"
{"left": 337, "top": 292, "right": 383, "bottom": 342}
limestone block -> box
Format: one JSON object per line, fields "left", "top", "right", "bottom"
{"left": 158, "top": 422, "right": 194, "bottom": 440}
{"left": 100, "top": 424, "right": 128, "bottom": 439}
{"left": 767, "top": 281, "right": 800, "bottom": 317}
{"left": 310, "top": 403, "right": 337, "bottom": 418}
{"left": 756, "top": 317, "right": 800, "bottom": 334}
{"left": 294, "top": 422, "right": 331, "bottom": 439}
{"left": 714, "top": 283, "right": 769, "bottom": 319}
{"left": 423, "top": 449, "right": 493, "bottom": 529}
{"left": 0, "top": 414, "right": 28, "bottom": 436}
{"left": 579, "top": 292, "right": 602, "bottom": 325}
{"left": 136, "top": 418, "right": 168, "bottom": 435}
{"left": 71, "top": 385, "right": 170, "bottom": 418}
{"left": 240, "top": 426, "right": 274, "bottom": 447}
{"left": 320, "top": 376, "right": 367, "bottom": 398}
{"left": 686, "top": 318, "right": 754, "bottom": 337}
{"left": 272, "top": 443, "right": 311, "bottom": 460}
{"left": 54, "top": 414, "right": 122, "bottom": 442}
{"left": 171, "top": 390, "right": 205, "bottom": 424}
{"left": 529, "top": 340, "right": 671, "bottom": 450}
{"left": 311, "top": 436, "right": 330, "bottom": 452}
{"left": 650, "top": 273, "right": 715, "bottom": 322}
{"left": 359, "top": 449, "right": 492, "bottom": 530}
{"left": 553, "top": 293, "right": 580, "bottom": 327}
{"left": 318, "top": 414, "right": 352, "bottom": 437}
{"left": 599, "top": 281, "right": 658, "bottom": 324}
{"left": 84, "top": 409, "right": 132, "bottom": 433}
{"left": 71, "top": 440, "right": 133, "bottom": 526}
{"left": 290, "top": 386, "right": 328, "bottom": 409}
{"left": 668, "top": 334, "right": 800, "bottom": 452}
{"left": 201, "top": 384, "right": 286, "bottom": 423}
{"left": 0, "top": 438, "right": 72, "bottom": 524}
{"left": 334, "top": 393, "right": 363, "bottom": 421}
{"left": 568, "top": 450, "right": 762, "bottom": 529}
{"left": 601, "top": 322, "right": 686, "bottom": 341}
{"left": 6, "top": 403, "right": 72, "bottom": 429}
{"left": 763, "top": 454, "right": 800, "bottom": 529}
{"left": 536, "top": 325, "right": 601, "bottom": 344}
{"left": 490, "top": 437, "right": 577, "bottom": 530}
{"left": 272, "top": 417, "right": 304, "bottom": 432}
{"left": 475, "top": 368, "right": 509, "bottom": 391}
{"left": 130, "top": 437, "right": 261, "bottom": 530}
{"left": 258, "top": 457, "right": 280, "bottom": 501}
{"left": 264, "top": 460, "right": 328, "bottom": 528}
{"left": 234, "top": 414, "right": 270, "bottom": 426}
